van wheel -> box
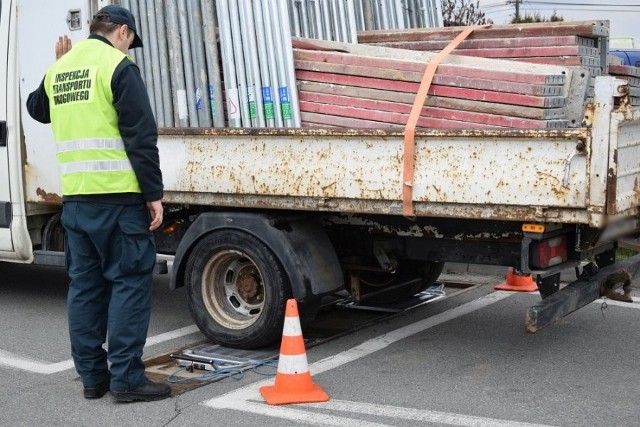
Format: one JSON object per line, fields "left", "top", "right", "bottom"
{"left": 184, "top": 230, "right": 292, "bottom": 349}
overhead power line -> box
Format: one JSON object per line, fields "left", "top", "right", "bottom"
{"left": 526, "top": 1, "right": 640, "bottom": 6}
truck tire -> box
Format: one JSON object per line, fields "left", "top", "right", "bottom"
{"left": 354, "top": 260, "right": 444, "bottom": 304}
{"left": 184, "top": 229, "right": 292, "bottom": 349}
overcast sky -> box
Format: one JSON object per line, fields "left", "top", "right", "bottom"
{"left": 476, "top": 1, "right": 640, "bottom": 43}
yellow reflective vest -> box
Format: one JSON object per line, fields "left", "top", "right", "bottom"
{"left": 44, "top": 39, "right": 141, "bottom": 196}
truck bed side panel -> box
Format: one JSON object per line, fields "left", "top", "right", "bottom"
{"left": 158, "top": 129, "right": 590, "bottom": 222}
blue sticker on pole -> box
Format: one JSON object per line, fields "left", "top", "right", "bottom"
{"left": 263, "top": 86, "right": 274, "bottom": 119}
{"left": 209, "top": 85, "right": 216, "bottom": 117}
{"left": 279, "top": 87, "right": 291, "bottom": 120}
{"left": 195, "top": 87, "right": 202, "bottom": 111}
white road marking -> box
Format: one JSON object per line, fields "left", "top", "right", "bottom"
{"left": 0, "top": 324, "right": 200, "bottom": 374}
{"left": 0, "top": 350, "right": 75, "bottom": 375}
{"left": 203, "top": 292, "right": 544, "bottom": 426}
{"left": 144, "top": 324, "right": 200, "bottom": 346}
{"left": 227, "top": 400, "right": 394, "bottom": 427}
{"left": 307, "top": 399, "right": 556, "bottom": 427}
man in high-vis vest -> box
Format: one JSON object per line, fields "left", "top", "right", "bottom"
{"left": 26, "top": 5, "right": 169, "bottom": 402}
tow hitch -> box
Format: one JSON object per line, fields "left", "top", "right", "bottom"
{"left": 525, "top": 253, "right": 640, "bottom": 332}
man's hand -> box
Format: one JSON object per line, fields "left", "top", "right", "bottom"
{"left": 55, "top": 35, "right": 72, "bottom": 60}
{"left": 147, "top": 200, "right": 164, "bottom": 231}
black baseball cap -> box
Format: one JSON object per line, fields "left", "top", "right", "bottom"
{"left": 95, "top": 5, "right": 143, "bottom": 49}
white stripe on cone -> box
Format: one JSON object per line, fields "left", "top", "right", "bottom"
{"left": 282, "top": 315, "right": 302, "bottom": 337}
{"left": 276, "top": 353, "right": 310, "bottom": 375}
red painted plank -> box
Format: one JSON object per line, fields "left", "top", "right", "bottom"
{"left": 299, "top": 81, "right": 567, "bottom": 120}
{"left": 300, "top": 112, "right": 399, "bottom": 129}
{"left": 370, "top": 35, "right": 595, "bottom": 50}
{"left": 609, "top": 64, "right": 640, "bottom": 78}
{"left": 293, "top": 49, "right": 566, "bottom": 85}
{"left": 294, "top": 59, "right": 564, "bottom": 96}
{"left": 508, "top": 56, "right": 600, "bottom": 66}
{"left": 417, "top": 45, "right": 600, "bottom": 59}
{"left": 299, "top": 91, "right": 566, "bottom": 129}
{"left": 295, "top": 70, "right": 566, "bottom": 108}
{"left": 299, "top": 103, "right": 504, "bottom": 129}
{"left": 357, "top": 20, "right": 609, "bottom": 43}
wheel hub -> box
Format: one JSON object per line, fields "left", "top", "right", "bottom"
{"left": 236, "top": 272, "right": 263, "bottom": 303}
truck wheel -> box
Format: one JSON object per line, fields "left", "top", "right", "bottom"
{"left": 354, "top": 260, "right": 444, "bottom": 304}
{"left": 184, "top": 229, "right": 292, "bottom": 349}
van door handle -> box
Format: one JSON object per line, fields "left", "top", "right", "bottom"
{"left": 0, "top": 121, "right": 6, "bottom": 147}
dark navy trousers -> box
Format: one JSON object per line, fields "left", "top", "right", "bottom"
{"left": 61, "top": 201, "right": 156, "bottom": 391}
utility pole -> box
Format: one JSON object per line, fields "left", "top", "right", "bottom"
{"left": 506, "top": 0, "right": 522, "bottom": 22}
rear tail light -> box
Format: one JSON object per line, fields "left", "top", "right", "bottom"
{"left": 530, "top": 236, "right": 568, "bottom": 269}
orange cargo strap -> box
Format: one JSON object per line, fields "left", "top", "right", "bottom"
{"left": 402, "top": 24, "right": 491, "bottom": 217}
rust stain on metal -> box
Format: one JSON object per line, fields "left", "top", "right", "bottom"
{"left": 159, "top": 126, "right": 588, "bottom": 141}
{"left": 606, "top": 149, "right": 618, "bottom": 214}
{"left": 35, "top": 188, "right": 62, "bottom": 204}
{"left": 634, "top": 177, "right": 640, "bottom": 206}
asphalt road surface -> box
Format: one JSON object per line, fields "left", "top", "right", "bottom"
{"left": 1, "top": 262, "right": 640, "bottom": 426}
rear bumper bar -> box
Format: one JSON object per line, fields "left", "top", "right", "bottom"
{"left": 525, "top": 253, "right": 640, "bottom": 332}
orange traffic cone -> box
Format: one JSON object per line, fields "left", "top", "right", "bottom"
{"left": 259, "top": 299, "right": 329, "bottom": 405}
{"left": 495, "top": 267, "right": 538, "bottom": 292}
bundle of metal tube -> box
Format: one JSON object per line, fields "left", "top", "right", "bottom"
{"left": 217, "top": 0, "right": 301, "bottom": 128}
{"left": 122, "top": 0, "right": 225, "bottom": 128}
{"left": 353, "top": 0, "right": 443, "bottom": 30}
{"left": 288, "top": 0, "right": 442, "bottom": 42}
{"left": 122, "top": 0, "right": 441, "bottom": 129}
{"left": 288, "top": 0, "right": 358, "bottom": 43}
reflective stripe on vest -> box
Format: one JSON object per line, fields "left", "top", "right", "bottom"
{"left": 59, "top": 160, "right": 133, "bottom": 174}
{"left": 56, "top": 138, "right": 126, "bottom": 153}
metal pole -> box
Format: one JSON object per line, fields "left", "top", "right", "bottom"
{"left": 122, "top": 0, "right": 137, "bottom": 63}
{"left": 289, "top": 0, "right": 302, "bottom": 37}
{"left": 200, "top": 0, "right": 225, "bottom": 127}
{"left": 260, "top": 1, "right": 284, "bottom": 128}
{"left": 176, "top": 0, "right": 199, "bottom": 126}
{"left": 320, "top": 0, "right": 333, "bottom": 40}
{"left": 144, "top": 0, "right": 165, "bottom": 127}
{"left": 165, "top": 0, "right": 189, "bottom": 127}
{"left": 393, "top": 0, "right": 405, "bottom": 29}
{"left": 253, "top": 0, "right": 277, "bottom": 127}
{"left": 153, "top": 0, "right": 174, "bottom": 127}
{"left": 344, "top": 0, "right": 358, "bottom": 43}
{"left": 362, "top": 0, "right": 375, "bottom": 30}
{"left": 216, "top": 0, "right": 242, "bottom": 127}
{"left": 379, "top": 0, "right": 390, "bottom": 29}
{"left": 239, "top": 0, "right": 265, "bottom": 127}
{"left": 267, "top": 1, "right": 293, "bottom": 127}
{"left": 186, "top": 0, "right": 212, "bottom": 127}
{"left": 335, "top": 0, "right": 348, "bottom": 42}
{"left": 298, "top": 0, "right": 311, "bottom": 38}
{"left": 228, "top": 0, "right": 251, "bottom": 126}
{"left": 129, "top": 0, "right": 157, "bottom": 120}
{"left": 310, "top": 0, "right": 324, "bottom": 39}
{"left": 431, "top": 0, "right": 443, "bottom": 26}
{"left": 274, "top": 0, "right": 300, "bottom": 127}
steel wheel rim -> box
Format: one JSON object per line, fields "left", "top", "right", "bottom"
{"left": 201, "top": 249, "right": 265, "bottom": 329}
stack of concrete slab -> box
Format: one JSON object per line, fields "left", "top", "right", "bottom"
{"left": 608, "top": 64, "right": 640, "bottom": 107}
{"left": 358, "top": 21, "right": 612, "bottom": 109}
{"left": 358, "top": 21, "right": 609, "bottom": 67}
{"left": 293, "top": 37, "right": 590, "bottom": 129}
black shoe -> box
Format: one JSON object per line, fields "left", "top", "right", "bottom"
{"left": 83, "top": 376, "right": 110, "bottom": 399}
{"left": 111, "top": 379, "right": 171, "bottom": 402}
